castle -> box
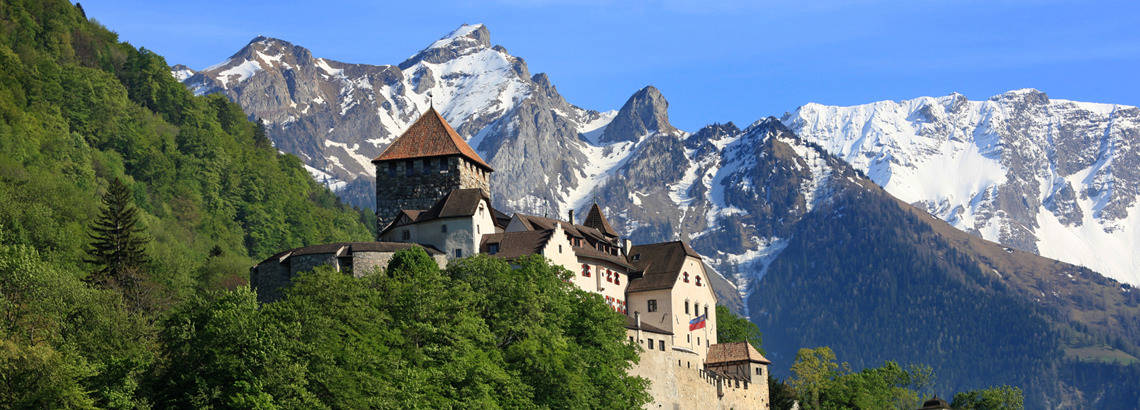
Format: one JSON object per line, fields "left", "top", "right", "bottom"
{"left": 251, "top": 107, "right": 770, "bottom": 409}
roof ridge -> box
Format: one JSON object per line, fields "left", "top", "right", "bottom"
{"left": 372, "top": 107, "right": 493, "bottom": 170}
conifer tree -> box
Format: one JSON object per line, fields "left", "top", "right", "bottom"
{"left": 86, "top": 178, "right": 150, "bottom": 288}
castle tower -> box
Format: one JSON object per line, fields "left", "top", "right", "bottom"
{"left": 372, "top": 106, "right": 493, "bottom": 235}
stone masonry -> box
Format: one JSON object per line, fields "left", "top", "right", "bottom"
{"left": 374, "top": 155, "right": 490, "bottom": 234}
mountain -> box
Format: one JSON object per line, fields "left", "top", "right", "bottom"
{"left": 782, "top": 91, "right": 1140, "bottom": 285}
{"left": 180, "top": 25, "right": 614, "bottom": 212}
{"left": 178, "top": 25, "right": 1140, "bottom": 407}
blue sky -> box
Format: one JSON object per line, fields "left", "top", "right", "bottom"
{"left": 80, "top": 0, "right": 1140, "bottom": 131}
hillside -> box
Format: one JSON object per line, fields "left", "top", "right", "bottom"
{"left": 0, "top": 1, "right": 374, "bottom": 405}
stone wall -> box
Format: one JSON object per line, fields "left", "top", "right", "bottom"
{"left": 630, "top": 345, "right": 768, "bottom": 409}
{"left": 374, "top": 155, "right": 491, "bottom": 233}
{"left": 251, "top": 249, "right": 447, "bottom": 303}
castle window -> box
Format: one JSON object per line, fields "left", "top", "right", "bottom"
{"left": 696, "top": 275, "right": 702, "bottom": 286}
{"left": 615, "top": 275, "right": 620, "bottom": 285}
{"left": 659, "top": 340, "right": 665, "bottom": 351}
{"left": 387, "top": 162, "right": 396, "bottom": 176}
{"left": 558, "top": 245, "right": 563, "bottom": 254}
{"left": 439, "top": 158, "right": 448, "bottom": 172}
{"left": 683, "top": 272, "right": 690, "bottom": 283}
{"left": 630, "top": 336, "right": 635, "bottom": 344}
{"left": 687, "top": 334, "right": 691, "bottom": 343}
{"left": 401, "top": 230, "right": 410, "bottom": 240}
{"left": 756, "top": 368, "right": 762, "bottom": 376}
{"left": 582, "top": 264, "right": 590, "bottom": 277}
{"left": 697, "top": 337, "right": 700, "bottom": 346}
{"left": 425, "top": 158, "right": 434, "bottom": 170}
{"left": 405, "top": 160, "right": 414, "bottom": 175}
{"left": 488, "top": 243, "right": 499, "bottom": 254}
{"left": 704, "top": 306, "right": 709, "bottom": 318}
{"left": 477, "top": 225, "right": 480, "bottom": 234}
{"left": 685, "top": 300, "right": 690, "bottom": 315}
{"left": 441, "top": 224, "right": 448, "bottom": 233}
{"left": 647, "top": 338, "right": 654, "bottom": 350}
{"left": 647, "top": 299, "right": 657, "bottom": 312}
{"left": 454, "top": 249, "right": 463, "bottom": 258}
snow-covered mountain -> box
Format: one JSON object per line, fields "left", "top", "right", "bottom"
{"left": 180, "top": 24, "right": 614, "bottom": 214}
{"left": 782, "top": 90, "right": 1140, "bottom": 285}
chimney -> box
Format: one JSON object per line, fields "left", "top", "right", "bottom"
{"left": 568, "top": 209, "right": 574, "bottom": 224}
{"left": 635, "top": 312, "right": 642, "bottom": 341}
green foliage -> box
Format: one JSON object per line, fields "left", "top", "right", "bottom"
{"left": 86, "top": 178, "right": 149, "bottom": 289}
{"left": 789, "top": 346, "right": 840, "bottom": 409}
{"left": 715, "top": 304, "right": 763, "bottom": 354}
{"left": 777, "top": 346, "right": 1019, "bottom": 410}
{"left": 148, "top": 249, "right": 650, "bottom": 409}
{"left": 951, "top": 385, "right": 1023, "bottom": 410}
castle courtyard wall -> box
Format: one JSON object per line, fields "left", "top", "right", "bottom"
{"left": 630, "top": 345, "right": 768, "bottom": 410}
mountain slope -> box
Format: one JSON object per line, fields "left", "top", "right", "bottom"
{"left": 783, "top": 91, "right": 1140, "bottom": 285}
{"left": 181, "top": 25, "right": 614, "bottom": 212}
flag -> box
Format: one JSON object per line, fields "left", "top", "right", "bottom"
{"left": 689, "top": 314, "right": 706, "bottom": 331}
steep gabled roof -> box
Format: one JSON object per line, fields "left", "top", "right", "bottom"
{"left": 510, "top": 213, "right": 632, "bottom": 269}
{"left": 372, "top": 106, "right": 493, "bottom": 170}
{"left": 380, "top": 189, "right": 496, "bottom": 236}
{"left": 626, "top": 241, "right": 702, "bottom": 292}
{"left": 583, "top": 203, "right": 619, "bottom": 237}
{"left": 418, "top": 188, "right": 488, "bottom": 220}
{"left": 480, "top": 230, "right": 554, "bottom": 259}
{"left": 705, "top": 342, "right": 771, "bottom": 365}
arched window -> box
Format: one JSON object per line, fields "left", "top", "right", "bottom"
{"left": 683, "top": 272, "right": 690, "bottom": 283}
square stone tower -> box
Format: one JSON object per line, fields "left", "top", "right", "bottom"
{"left": 371, "top": 106, "right": 493, "bottom": 235}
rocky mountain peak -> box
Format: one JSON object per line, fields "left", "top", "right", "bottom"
{"left": 400, "top": 23, "right": 492, "bottom": 69}
{"left": 600, "top": 85, "right": 677, "bottom": 143}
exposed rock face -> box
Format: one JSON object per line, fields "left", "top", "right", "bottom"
{"left": 180, "top": 24, "right": 610, "bottom": 214}
{"left": 782, "top": 89, "right": 1140, "bottom": 284}
{"left": 600, "top": 86, "right": 677, "bottom": 143}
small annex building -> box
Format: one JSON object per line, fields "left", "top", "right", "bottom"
{"left": 250, "top": 242, "right": 446, "bottom": 302}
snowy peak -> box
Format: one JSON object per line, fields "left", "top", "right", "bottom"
{"left": 601, "top": 85, "right": 677, "bottom": 143}
{"left": 783, "top": 89, "right": 1140, "bottom": 285}
{"left": 400, "top": 23, "right": 493, "bottom": 69}
{"left": 170, "top": 64, "right": 194, "bottom": 82}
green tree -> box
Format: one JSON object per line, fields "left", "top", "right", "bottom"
{"left": 716, "top": 304, "right": 764, "bottom": 354}
{"left": 85, "top": 178, "right": 149, "bottom": 288}
{"left": 789, "top": 346, "right": 840, "bottom": 409}
{"left": 951, "top": 385, "right": 1023, "bottom": 410}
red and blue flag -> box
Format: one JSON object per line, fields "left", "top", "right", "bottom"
{"left": 689, "top": 314, "right": 706, "bottom": 331}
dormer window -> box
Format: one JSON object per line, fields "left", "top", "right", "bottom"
{"left": 633, "top": 254, "right": 640, "bottom": 261}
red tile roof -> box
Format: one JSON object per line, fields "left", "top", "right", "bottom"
{"left": 705, "top": 342, "right": 771, "bottom": 365}
{"left": 372, "top": 106, "right": 492, "bottom": 170}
